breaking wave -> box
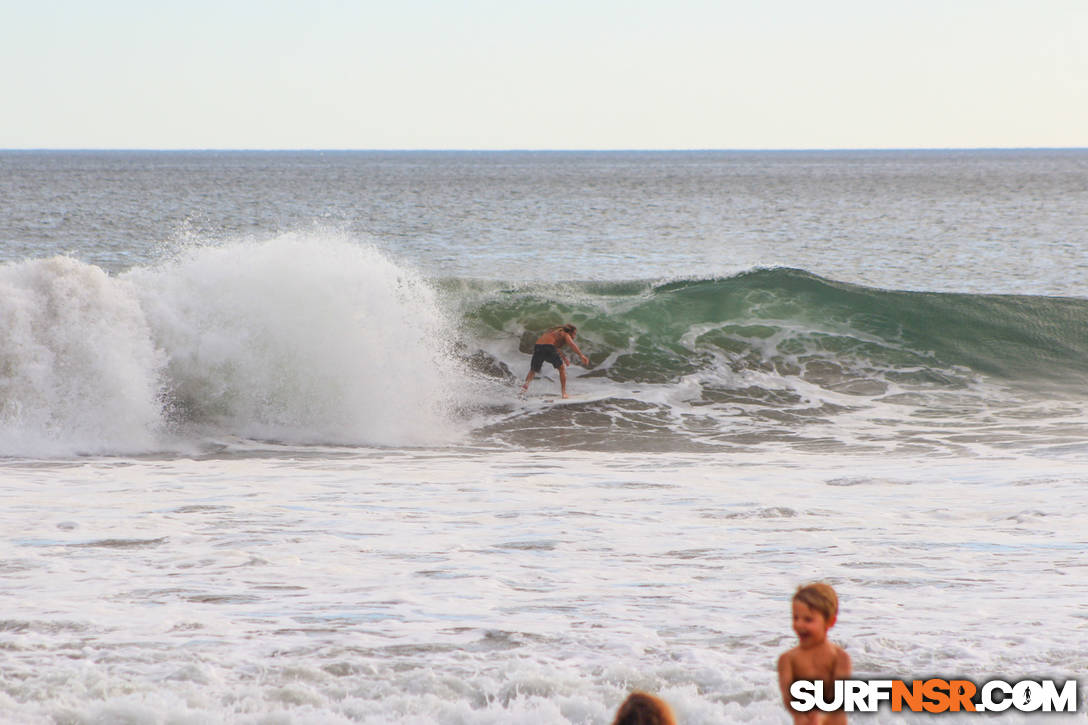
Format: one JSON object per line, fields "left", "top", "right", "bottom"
{"left": 4, "top": 243, "right": 1087, "bottom": 458}
{"left": 0, "top": 234, "right": 463, "bottom": 456}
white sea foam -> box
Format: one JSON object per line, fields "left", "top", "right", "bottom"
{"left": 129, "top": 233, "right": 463, "bottom": 447}
{"left": 1, "top": 451, "right": 1084, "bottom": 724}
{"left": 0, "top": 234, "right": 466, "bottom": 456}
{"left": 0, "top": 256, "right": 164, "bottom": 456}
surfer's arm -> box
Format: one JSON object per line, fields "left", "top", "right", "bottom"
{"left": 564, "top": 334, "right": 590, "bottom": 366}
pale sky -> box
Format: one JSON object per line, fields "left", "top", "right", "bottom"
{"left": 2, "top": 0, "right": 1086, "bottom": 150}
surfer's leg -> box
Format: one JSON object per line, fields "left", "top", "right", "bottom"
{"left": 559, "top": 364, "right": 568, "bottom": 398}
{"left": 524, "top": 347, "right": 549, "bottom": 391}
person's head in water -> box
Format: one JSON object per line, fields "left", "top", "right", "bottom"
{"left": 554, "top": 323, "right": 577, "bottom": 336}
{"left": 611, "top": 692, "right": 676, "bottom": 725}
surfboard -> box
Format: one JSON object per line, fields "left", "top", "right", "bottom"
{"left": 520, "top": 390, "right": 613, "bottom": 405}
{"left": 484, "top": 388, "right": 617, "bottom": 426}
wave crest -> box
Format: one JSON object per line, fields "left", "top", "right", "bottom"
{"left": 0, "top": 256, "right": 163, "bottom": 455}
{"left": 0, "top": 235, "right": 465, "bottom": 456}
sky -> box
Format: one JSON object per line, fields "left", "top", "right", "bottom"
{"left": 1, "top": 0, "right": 1086, "bottom": 150}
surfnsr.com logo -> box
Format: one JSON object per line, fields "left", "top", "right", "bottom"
{"left": 790, "top": 679, "right": 1078, "bottom": 714}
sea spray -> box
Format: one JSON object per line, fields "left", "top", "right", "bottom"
{"left": 8, "top": 252, "right": 1088, "bottom": 457}
{"left": 128, "top": 233, "right": 464, "bottom": 447}
{"left": 0, "top": 256, "right": 164, "bottom": 455}
{"left": 0, "top": 235, "right": 468, "bottom": 456}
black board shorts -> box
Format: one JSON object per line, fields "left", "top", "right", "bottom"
{"left": 530, "top": 344, "right": 564, "bottom": 373}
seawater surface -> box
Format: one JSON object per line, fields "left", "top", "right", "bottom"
{"left": 4, "top": 451, "right": 1086, "bottom": 724}
{"left": 1, "top": 151, "right": 1087, "bottom": 723}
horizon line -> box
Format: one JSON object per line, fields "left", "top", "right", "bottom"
{"left": 2, "top": 146, "right": 1087, "bottom": 153}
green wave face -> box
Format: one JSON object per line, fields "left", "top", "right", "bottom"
{"left": 457, "top": 268, "right": 1088, "bottom": 391}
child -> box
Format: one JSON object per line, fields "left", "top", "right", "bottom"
{"left": 777, "top": 582, "right": 852, "bottom": 724}
{"left": 611, "top": 691, "right": 676, "bottom": 725}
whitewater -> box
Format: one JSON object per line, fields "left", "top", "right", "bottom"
{"left": 1, "top": 150, "right": 1087, "bottom": 724}
{"left": 0, "top": 237, "right": 460, "bottom": 456}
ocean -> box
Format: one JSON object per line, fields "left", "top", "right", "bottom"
{"left": 1, "top": 150, "right": 1086, "bottom": 723}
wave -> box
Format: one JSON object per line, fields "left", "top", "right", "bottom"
{"left": 457, "top": 268, "right": 1088, "bottom": 389}
{"left": 456, "top": 269, "right": 1088, "bottom": 454}
{"left": 3, "top": 238, "right": 1087, "bottom": 457}
{"left": 0, "top": 234, "right": 464, "bottom": 456}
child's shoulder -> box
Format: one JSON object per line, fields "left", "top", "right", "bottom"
{"left": 830, "top": 641, "right": 852, "bottom": 674}
{"left": 777, "top": 645, "right": 802, "bottom": 669}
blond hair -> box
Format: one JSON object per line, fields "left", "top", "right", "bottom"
{"left": 793, "top": 582, "right": 839, "bottom": 622}
{"left": 612, "top": 692, "right": 676, "bottom": 725}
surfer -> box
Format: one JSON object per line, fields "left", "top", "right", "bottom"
{"left": 520, "top": 323, "right": 590, "bottom": 398}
